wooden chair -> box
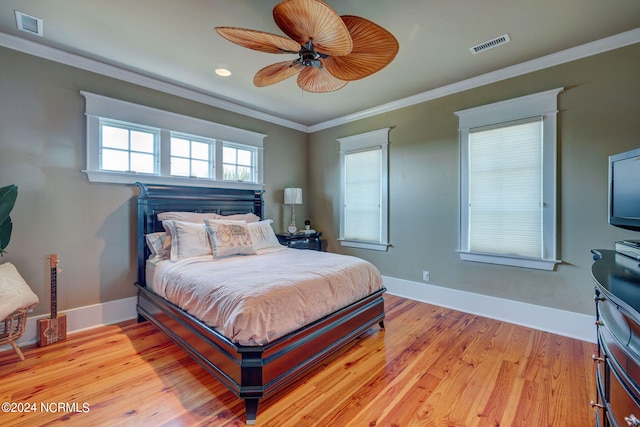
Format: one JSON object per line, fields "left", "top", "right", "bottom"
{"left": 0, "top": 306, "right": 31, "bottom": 360}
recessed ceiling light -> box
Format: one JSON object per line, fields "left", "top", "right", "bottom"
{"left": 215, "top": 68, "right": 232, "bottom": 77}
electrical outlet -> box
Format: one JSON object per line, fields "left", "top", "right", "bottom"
{"left": 422, "top": 271, "right": 430, "bottom": 281}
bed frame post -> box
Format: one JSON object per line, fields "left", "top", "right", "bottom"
{"left": 244, "top": 399, "right": 259, "bottom": 425}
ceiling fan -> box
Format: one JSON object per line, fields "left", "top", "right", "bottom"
{"left": 215, "top": 0, "right": 399, "bottom": 93}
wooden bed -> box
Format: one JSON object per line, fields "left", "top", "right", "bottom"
{"left": 133, "top": 182, "right": 386, "bottom": 424}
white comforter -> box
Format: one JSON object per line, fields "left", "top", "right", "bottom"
{"left": 148, "top": 248, "right": 383, "bottom": 346}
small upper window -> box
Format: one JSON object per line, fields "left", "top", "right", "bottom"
{"left": 223, "top": 143, "right": 256, "bottom": 182}
{"left": 170, "top": 134, "right": 214, "bottom": 179}
{"left": 100, "top": 120, "right": 158, "bottom": 174}
{"left": 82, "top": 91, "right": 266, "bottom": 189}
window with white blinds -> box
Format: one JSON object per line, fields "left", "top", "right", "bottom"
{"left": 344, "top": 148, "right": 382, "bottom": 242}
{"left": 468, "top": 118, "right": 542, "bottom": 258}
{"left": 456, "top": 88, "right": 563, "bottom": 270}
{"left": 338, "top": 128, "right": 390, "bottom": 251}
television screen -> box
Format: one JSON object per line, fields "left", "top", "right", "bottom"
{"left": 609, "top": 147, "right": 640, "bottom": 232}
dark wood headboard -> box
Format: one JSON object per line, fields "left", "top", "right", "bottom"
{"left": 135, "top": 182, "right": 264, "bottom": 286}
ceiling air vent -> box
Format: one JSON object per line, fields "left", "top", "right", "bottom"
{"left": 15, "top": 10, "right": 44, "bottom": 37}
{"left": 469, "top": 34, "right": 510, "bottom": 54}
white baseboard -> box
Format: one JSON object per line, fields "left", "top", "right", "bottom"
{"left": 1, "top": 277, "right": 595, "bottom": 355}
{"left": 382, "top": 276, "right": 596, "bottom": 343}
{"left": 1, "top": 296, "right": 138, "bottom": 352}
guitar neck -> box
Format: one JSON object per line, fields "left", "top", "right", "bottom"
{"left": 50, "top": 266, "right": 57, "bottom": 318}
{"left": 50, "top": 254, "right": 58, "bottom": 319}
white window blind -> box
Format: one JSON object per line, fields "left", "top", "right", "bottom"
{"left": 468, "top": 118, "right": 542, "bottom": 258}
{"left": 338, "top": 127, "right": 390, "bottom": 251}
{"left": 344, "top": 147, "right": 382, "bottom": 242}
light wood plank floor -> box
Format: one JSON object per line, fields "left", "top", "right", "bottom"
{"left": 0, "top": 294, "right": 597, "bottom": 426}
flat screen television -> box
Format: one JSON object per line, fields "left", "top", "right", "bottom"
{"left": 609, "top": 147, "right": 640, "bottom": 232}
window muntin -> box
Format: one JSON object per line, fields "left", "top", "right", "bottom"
{"left": 100, "top": 121, "right": 157, "bottom": 174}
{"left": 170, "top": 135, "right": 214, "bottom": 179}
{"left": 455, "top": 88, "right": 563, "bottom": 270}
{"left": 223, "top": 143, "right": 256, "bottom": 182}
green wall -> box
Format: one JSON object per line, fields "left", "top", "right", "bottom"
{"left": 0, "top": 47, "right": 308, "bottom": 317}
{"left": 308, "top": 43, "right": 640, "bottom": 316}
{"left": 1, "top": 41, "right": 638, "bottom": 320}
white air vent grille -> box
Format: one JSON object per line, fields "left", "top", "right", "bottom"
{"left": 15, "top": 11, "right": 44, "bottom": 37}
{"left": 469, "top": 34, "right": 510, "bottom": 54}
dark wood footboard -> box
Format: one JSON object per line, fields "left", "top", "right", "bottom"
{"left": 136, "top": 284, "right": 385, "bottom": 424}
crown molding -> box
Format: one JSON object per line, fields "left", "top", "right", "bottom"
{"left": 0, "top": 32, "right": 310, "bottom": 133}
{"left": 309, "top": 27, "right": 640, "bottom": 132}
{"left": 1, "top": 27, "right": 638, "bottom": 134}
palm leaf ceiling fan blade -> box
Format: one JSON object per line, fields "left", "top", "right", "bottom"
{"left": 297, "top": 66, "right": 348, "bottom": 93}
{"left": 273, "top": 0, "right": 352, "bottom": 56}
{"left": 215, "top": 27, "right": 300, "bottom": 54}
{"left": 214, "top": 0, "right": 399, "bottom": 92}
{"left": 254, "top": 61, "right": 304, "bottom": 87}
{"left": 322, "top": 15, "right": 399, "bottom": 81}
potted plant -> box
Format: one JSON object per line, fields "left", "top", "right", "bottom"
{"left": 0, "top": 184, "right": 18, "bottom": 256}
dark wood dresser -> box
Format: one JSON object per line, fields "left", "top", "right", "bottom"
{"left": 592, "top": 249, "right": 640, "bottom": 426}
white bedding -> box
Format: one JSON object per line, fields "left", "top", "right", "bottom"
{"left": 147, "top": 248, "right": 383, "bottom": 346}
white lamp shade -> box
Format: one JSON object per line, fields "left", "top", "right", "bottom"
{"left": 284, "top": 188, "right": 303, "bottom": 205}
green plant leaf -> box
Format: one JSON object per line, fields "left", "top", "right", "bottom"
{"left": 0, "top": 215, "right": 12, "bottom": 255}
{"left": 0, "top": 185, "right": 18, "bottom": 223}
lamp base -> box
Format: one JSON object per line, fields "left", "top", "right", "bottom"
{"left": 287, "top": 224, "right": 297, "bottom": 234}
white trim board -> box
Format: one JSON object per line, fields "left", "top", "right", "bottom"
{"left": 1, "top": 28, "right": 638, "bottom": 133}
{"left": 0, "top": 279, "right": 597, "bottom": 355}
{"left": 382, "top": 275, "right": 596, "bottom": 343}
{"left": 0, "top": 296, "right": 137, "bottom": 352}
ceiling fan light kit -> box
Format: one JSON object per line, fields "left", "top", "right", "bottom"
{"left": 215, "top": 0, "right": 399, "bottom": 93}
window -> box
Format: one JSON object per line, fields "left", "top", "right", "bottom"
{"left": 100, "top": 121, "right": 158, "bottom": 174}
{"left": 338, "top": 128, "right": 390, "bottom": 251}
{"left": 223, "top": 143, "right": 256, "bottom": 182}
{"left": 455, "top": 88, "right": 563, "bottom": 270}
{"left": 170, "top": 134, "right": 214, "bottom": 179}
{"left": 82, "top": 91, "right": 266, "bottom": 189}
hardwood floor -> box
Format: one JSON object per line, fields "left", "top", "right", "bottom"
{"left": 0, "top": 294, "right": 596, "bottom": 426}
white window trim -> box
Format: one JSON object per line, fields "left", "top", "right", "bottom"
{"left": 338, "top": 128, "right": 390, "bottom": 251}
{"left": 81, "top": 91, "right": 266, "bottom": 190}
{"left": 455, "top": 88, "right": 563, "bottom": 271}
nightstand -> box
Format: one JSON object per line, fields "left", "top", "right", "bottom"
{"left": 276, "top": 232, "right": 323, "bottom": 251}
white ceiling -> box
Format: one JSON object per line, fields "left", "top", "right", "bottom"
{"left": 1, "top": 0, "right": 639, "bottom": 129}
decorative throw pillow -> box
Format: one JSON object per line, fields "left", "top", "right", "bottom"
{"left": 248, "top": 220, "right": 285, "bottom": 254}
{"left": 145, "top": 231, "right": 167, "bottom": 258}
{"left": 162, "top": 220, "right": 212, "bottom": 261}
{"left": 204, "top": 219, "right": 256, "bottom": 258}
{"left": 0, "top": 262, "right": 39, "bottom": 321}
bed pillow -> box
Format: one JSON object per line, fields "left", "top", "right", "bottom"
{"left": 157, "top": 211, "right": 221, "bottom": 223}
{"left": 145, "top": 231, "right": 168, "bottom": 259}
{"left": 204, "top": 219, "right": 256, "bottom": 258}
{"left": 217, "top": 212, "right": 261, "bottom": 223}
{"left": 248, "top": 220, "right": 285, "bottom": 254}
{"left": 162, "top": 220, "right": 212, "bottom": 261}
